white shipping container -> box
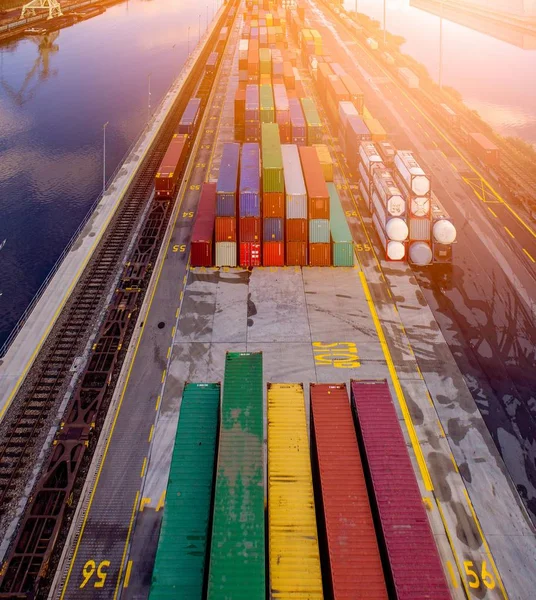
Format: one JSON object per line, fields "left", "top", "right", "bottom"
{"left": 359, "top": 141, "right": 382, "bottom": 170}
{"left": 366, "top": 37, "right": 378, "bottom": 50}
{"left": 409, "top": 217, "right": 432, "bottom": 241}
{"left": 372, "top": 169, "right": 406, "bottom": 216}
{"left": 409, "top": 241, "right": 433, "bottom": 265}
{"left": 281, "top": 144, "right": 307, "bottom": 219}
{"left": 215, "top": 242, "right": 237, "bottom": 267}
{"left": 371, "top": 192, "right": 409, "bottom": 241}
{"left": 394, "top": 150, "right": 430, "bottom": 197}
{"left": 239, "top": 39, "right": 249, "bottom": 53}
{"left": 339, "top": 101, "right": 359, "bottom": 130}
{"left": 372, "top": 213, "right": 406, "bottom": 261}
{"left": 398, "top": 67, "right": 419, "bottom": 88}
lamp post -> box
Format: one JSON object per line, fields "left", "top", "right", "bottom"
{"left": 188, "top": 25, "right": 190, "bottom": 55}
{"left": 439, "top": 0, "right": 443, "bottom": 89}
{"left": 206, "top": 5, "right": 208, "bottom": 30}
{"left": 199, "top": 13, "right": 201, "bottom": 42}
{"left": 383, "top": 0, "right": 386, "bottom": 44}
{"left": 147, "top": 72, "right": 151, "bottom": 121}
{"left": 103, "top": 121, "right": 108, "bottom": 193}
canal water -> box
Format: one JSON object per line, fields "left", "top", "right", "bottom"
{"left": 0, "top": 0, "right": 220, "bottom": 347}
{"left": 343, "top": 0, "right": 536, "bottom": 144}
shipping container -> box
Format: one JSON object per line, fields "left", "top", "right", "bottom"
{"left": 431, "top": 193, "right": 456, "bottom": 245}
{"left": 293, "top": 66, "right": 305, "bottom": 98}
{"left": 439, "top": 103, "right": 459, "bottom": 128}
{"left": 377, "top": 140, "right": 396, "bottom": 165}
{"left": 149, "top": 382, "right": 220, "bottom": 600}
{"left": 235, "top": 88, "right": 245, "bottom": 142}
{"left": 263, "top": 217, "right": 284, "bottom": 241}
{"left": 216, "top": 142, "right": 240, "bottom": 216}
{"left": 350, "top": 380, "right": 451, "bottom": 599}
{"left": 363, "top": 117, "right": 387, "bottom": 142}
{"left": 309, "top": 219, "right": 330, "bottom": 243}
{"left": 207, "top": 353, "right": 265, "bottom": 599}
{"left": 310, "top": 383, "right": 387, "bottom": 599}
{"left": 398, "top": 66, "right": 419, "bottom": 88}
{"left": 155, "top": 134, "right": 189, "bottom": 198}
{"left": 468, "top": 132, "right": 500, "bottom": 167}
{"left": 259, "top": 47, "right": 272, "bottom": 74}
{"left": 239, "top": 216, "right": 262, "bottom": 242}
{"left": 326, "top": 74, "right": 350, "bottom": 126}
{"left": 329, "top": 62, "right": 346, "bottom": 78}
{"left": 191, "top": 183, "right": 216, "bottom": 267}
{"left": 281, "top": 144, "right": 307, "bottom": 219}
{"left": 239, "top": 38, "right": 249, "bottom": 71}
{"left": 371, "top": 195, "right": 408, "bottom": 242}
{"left": 289, "top": 98, "right": 306, "bottom": 146}
{"left": 313, "top": 144, "right": 334, "bottom": 182}
{"left": 338, "top": 101, "right": 360, "bottom": 157}
{"left": 309, "top": 242, "right": 331, "bottom": 266}
{"left": 409, "top": 217, "right": 431, "bottom": 241}
{"left": 299, "top": 146, "right": 330, "bottom": 219}
{"left": 394, "top": 150, "right": 431, "bottom": 197}
{"left": 248, "top": 38, "right": 260, "bottom": 81}
{"left": 286, "top": 240, "right": 307, "bottom": 266}
{"left": 408, "top": 240, "right": 433, "bottom": 265}
{"left": 267, "top": 383, "right": 323, "bottom": 600}
{"left": 310, "top": 28, "right": 323, "bottom": 55}
{"left": 239, "top": 241, "right": 262, "bottom": 267}
{"left": 179, "top": 97, "right": 202, "bottom": 135}
{"left": 263, "top": 191, "right": 285, "bottom": 218}
{"left": 206, "top": 51, "right": 219, "bottom": 76}
{"left": 372, "top": 213, "right": 407, "bottom": 261}
{"left": 240, "top": 143, "right": 261, "bottom": 217}
{"left": 260, "top": 84, "right": 275, "bottom": 123}
{"left": 215, "top": 215, "right": 236, "bottom": 242}
{"left": 262, "top": 123, "right": 284, "bottom": 193}
{"left": 274, "top": 83, "right": 291, "bottom": 143}
{"left": 263, "top": 241, "right": 285, "bottom": 266}
{"left": 372, "top": 166, "right": 406, "bottom": 217}
{"left": 283, "top": 60, "right": 295, "bottom": 89}
{"left": 345, "top": 115, "right": 371, "bottom": 174}
{"left": 286, "top": 218, "right": 308, "bottom": 242}
{"left": 327, "top": 183, "right": 354, "bottom": 267}
{"left": 300, "top": 98, "right": 323, "bottom": 144}
{"left": 215, "top": 241, "right": 237, "bottom": 267}
{"left": 341, "top": 74, "right": 364, "bottom": 114}
{"left": 317, "top": 63, "right": 334, "bottom": 103}
{"left": 245, "top": 84, "right": 260, "bottom": 121}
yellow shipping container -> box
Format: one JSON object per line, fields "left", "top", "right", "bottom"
{"left": 310, "top": 29, "right": 323, "bottom": 55}
{"left": 251, "top": 19, "right": 258, "bottom": 27}
{"left": 364, "top": 116, "right": 387, "bottom": 141}
{"left": 266, "top": 12, "right": 273, "bottom": 26}
{"left": 301, "top": 28, "right": 313, "bottom": 42}
{"left": 313, "top": 144, "right": 334, "bottom": 182}
{"left": 363, "top": 105, "right": 373, "bottom": 121}
{"left": 267, "top": 383, "right": 323, "bottom": 600}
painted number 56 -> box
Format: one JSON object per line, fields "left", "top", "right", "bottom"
{"left": 80, "top": 559, "right": 110, "bottom": 589}
{"left": 464, "top": 560, "right": 496, "bottom": 590}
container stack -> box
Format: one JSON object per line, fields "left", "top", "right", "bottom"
{"left": 215, "top": 143, "right": 240, "bottom": 267}
{"left": 299, "top": 146, "right": 330, "bottom": 266}
{"left": 393, "top": 150, "right": 433, "bottom": 266}
{"left": 274, "top": 83, "right": 290, "bottom": 142}
{"left": 239, "top": 143, "right": 262, "bottom": 267}
{"left": 262, "top": 123, "right": 285, "bottom": 266}
{"left": 190, "top": 183, "right": 217, "bottom": 267}
{"left": 358, "top": 141, "right": 383, "bottom": 212}
{"left": 260, "top": 83, "right": 274, "bottom": 123}
{"left": 282, "top": 144, "right": 308, "bottom": 266}
{"left": 327, "top": 183, "right": 354, "bottom": 266}
{"left": 300, "top": 98, "right": 322, "bottom": 145}
{"left": 245, "top": 84, "right": 260, "bottom": 142}
{"left": 289, "top": 98, "right": 306, "bottom": 146}
{"left": 313, "top": 144, "right": 334, "bottom": 182}
{"left": 234, "top": 88, "right": 245, "bottom": 142}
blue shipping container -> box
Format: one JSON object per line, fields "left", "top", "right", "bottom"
{"left": 178, "top": 98, "right": 201, "bottom": 135}
{"left": 263, "top": 218, "right": 284, "bottom": 241}
{"left": 246, "top": 84, "right": 260, "bottom": 121}
{"left": 240, "top": 143, "right": 261, "bottom": 217}
{"left": 216, "top": 143, "right": 240, "bottom": 217}
{"left": 345, "top": 115, "right": 371, "bottom": 175}
{"left": 289, "top": 98, "right": 306, "bottom": 146}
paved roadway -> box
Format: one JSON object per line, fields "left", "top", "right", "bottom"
{"left": 306, "top": 0, "right": 536, "bottom": 523}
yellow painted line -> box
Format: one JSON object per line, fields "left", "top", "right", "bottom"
{"left": 140, "top": 457, "right": 147, "bottom": 478}
{"left": 176, "top": 307, "right": 180, "bottom": 318}
{"left": 123, "top": 560, "right": 133, "bottom": 589}
{"left": 359, "top": 271, "right": 433, "bottom": 491}
{"left": 433, "top": 141, "right": 439, "bottom": 148}
{"left": 148, "top": 424, "right": 154, "bottom": 442}
{"left": 504, "top": 227, "right": 514, "bottom": 239}
{"left": 161, "top": 369, "right": 166, "bottom": 383}
{"left": 171, "top": 326, "right": 176, "bottom": 337}
{"left": 449, "top": 452, "right": 459, "bottom": 473}
{"left": 523, "top": 248, "right": 535, "bottom": 263}
{"left": 450, "top": 162, "right": 458, "bottom": 172}
{"left": 446, "top": 560, "right": 459, "bottom": 589}
{"left": 139, "top": 496, "right": 151, "bottom": 511}
{"left": 462, "top": 488, "right": 509, "bottom": 599}
{"left": 488, "top": 207, "right": 498, "bottom": 218}
{"left": 179, "top": 290, "right": 184, "bottom": 301}
{"left": 113, "top": 491, "right": 140, "bottom": 600}
{"left": 183, "top": 274, "right": 187, "bottom": 284}
{"left": 166, "top": 346, "right": 171, "bottom": 359}
{"left": 155, "top": 394, "right": 161, "bottom": 411}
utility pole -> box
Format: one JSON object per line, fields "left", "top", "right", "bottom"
{"left": 147, "top": 73, "right": 151, "bottom": 121}
{"left": 188, "top": 26, "right": 190, "bottom": 55}
{"left": 383, "top": 0, "right": 386, "bottom": 44}
{"left": 206, "top": 5, "right": 208, "bottom": 30}
{"left": 103, "top": 122, "right": 108, "bottom": 193}
{"left": 199, "top": 13, "right": 201, "bottom": 42}
{"left": 439, "top": 0, "right": 443, "bottom": 89}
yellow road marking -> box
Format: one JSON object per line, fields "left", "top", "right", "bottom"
{"left": 462, "top": 489, "right": 508, "bottom": 598}
{"left": 171, "top": 326, "right": 176, "bottom": 337}
{"left": 113, "top": 491, "right": 140, "bottom": 599}
{"left": 140, "top": 457, "right": 147, "bottom": 478}
{"left": 139, "top": 497, "right": 151, "bottom": 511}
{"left": 176, "top": 307, "right": 180, "bottom": 318}
{"left": 166, "top": 346, "right": 171, "bottom": 359}
{"left": 148, "top": 424, "right": 154, "bottom": 442}
{"left": 450, "top": 162, "right": 458, "bottom": 172}
{"left": 504, "top": 227, "right": 514, "bottom": 239}
{"left": 446, "top": 560, "right": 459, "bottom": 589}
{"left": 359, "top": 271, "right": 433, "bottom": 491}
{"left": 488, "top": 207, "right": 498, "bottom": 218}
{"left": 161, "top": 369, "right": 166, "bottom": 383}
{"left": 155, "top": 395, "right": 161, "bottom": 411}
{"left": 123, "top": 560, "right": 133, "bottom": 589}
{"left": 179, "top": 290, "right": 184, "bottom": 301}
{"left": 523, "top": 248, "right": 535, "bottom": 263}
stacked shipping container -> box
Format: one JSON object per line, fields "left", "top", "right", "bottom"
{"left": 239, "top": 143, "right": 262, "bottom": 266}
{"left": 215, "top": 143, "right": 240, "bottom": 266}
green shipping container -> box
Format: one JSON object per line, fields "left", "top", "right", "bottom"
{"left": 300, "top": 98, "right": 323, "bottom": 145}
{"left": 207, "top": 352, "right": 265, "bottom": 600}
{"left": 260, "top": 83, "right": 275, "bottom": 124}
{"left": 328, "top": 182, "right": 355, "bottom": 266}
{"left": 261, "top": 123, "right": 284, "bottom": 193}
{"left": 309, "top": 218, "right": 330, "bottom": 243}
{"left": 149, "top": 382, "right": 220, "bottom": 600}
{"left": 259, "top": 47, "right": 272, "bottom": 75}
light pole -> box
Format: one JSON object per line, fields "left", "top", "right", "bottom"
{"left": 199, "top": 13, "right": 201, "bottom": 43}
{"left": 103, "top": 122, "right": 108, "bottom": 193}
{"left": 383, "top": 0, "right": 386, "bottom": 44}
{"left": 147, "top": 73, "right": 151, "bottom": 121}
{"left": 188, "top": 26, "right": 190, "bottom": 55}
{"left": 439, "top": 0, "right": 443, "bottom": 89}
{"left": 206, "top": 5, "right": 208, "bottom": 31}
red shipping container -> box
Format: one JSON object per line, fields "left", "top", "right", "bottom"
{"left": 155, "top": 134, "right": 189, "bottom": 198}
{"left": 248, "top": 38, "right": 259, "bottom": 81}
{"left": 240, "top": 242, "right": 261, "bottom": 267}
{"left": 263, "top": 241, "right": 284, "bottom": 266}
{"left": 283, "top": 61, "right": 295, "bottom": 89}
{"left": 286, "top": 218, "right": 307, "bottom": 242}
{"left": 263, "top": 192, "right": 285, "bottom": 218}
{"left": 286, "top": 241, "right": 307, "bottom": 266}
{"left": 350, "top": 380, "right": 451, "bottom": 600}
{"left": 190, "top": 183, "right": 216, "bottom": 267}
{"left": 309, "top": 243, "right": 331, "bottom": 266}
{"left": 310, "top": 383, "right": 388, "bottom": 600}
{"left": 235, "top": 88, "right": 245, "bottom": 122}
{"left": 299, "top": 146, "right": 330, "bottom": 219}
{"left": 239, "top": 216, "right": 261, "bottom": 242}
{"left": 215, "top": 216, "right": 237, "bottom": 242}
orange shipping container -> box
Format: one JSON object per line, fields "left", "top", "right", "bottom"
{"left": 286, "top": 241, "right": 307, "bottom": 266}
{"left": 263, "top": 192, "right": 285, "bottom": 218}
{"left": 309, "top": 243, "right": 331, "bottom": 266}
{"left": 299, "top": 146, "right": 330, "bottom": 220}
{"left": 263, "top": 241, "right": 285, "bottom": 266}
{"left": 286, "top": 218, "right": 308, "bottom": 242}
{"left": 215, "top": 216, "right": 237, "bottom": 242}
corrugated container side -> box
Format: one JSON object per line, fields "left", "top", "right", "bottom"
{"left": 309, "top": 243, "right": 331, "bottom": 266}
{"left": 245, "top": 84, "right": 260, "bottom": 121}
{"left": 239, "top": 242, "right": 262, "bottom": 267}
{"left": 267, "top": 383, "right": 323, "bottom": 599}
{"left": 281, "top": 143, "right": 307, "bottom": 219}
{"left": 409, "top": 217, "right": 432, "bottom": 241}
{"left": 262, "top": 241, "right": 284, "bottom": 266}
{"left": 286, "top": 218, "right": 308, "bottom": 242}
{"left": 191, "top": 183, "right": 216, "bottom": 267}
{"left": 149, "top": 383, "right": 220, "bottom": 600}
{"left": 263, "top": 217, "right": 284, "bottom": 241}
{"left": 263, "top": 192, "right": 285, "bottom": 218}
{"left": 216, "top": 143, "right": 240, "bottom": 216}
{"left": 309, "top": 219, "right": 330, "bottom": 243}
{"left": 261, "top": 123, "right": 284, "bottom": 193}
{"left": 286, "top": 241, "right": 307, "bottom": 266}
{"left": 310, "top": 383, "right": 388, "bottom": 599}
{"left": 215, "top": 216, "right": 237, "bottom": 242}
{"left": 214, "top": 242, "right": 237, "bottom": 267}
{"left": 313, "top": 144, "right": 334, "bottom": 182}
{"left": 239, "top": 217, "right": 262, "bottom": 242}
{"left": 207, "top": 353, "right": 265, "bottom": 599}
{"left": 350, "top": 380, "right": 451, "bottom": 600}
{"left": 327, "top": 183, "right": 354, "bottom": 267}
{"left": 299, "top": 146, "right": 330, "bottom": 219}
{"left": 260, "top": 84, "right": 275, "bottom": 123}
{"left": 155, "top": 134, "right": 189, "bottom": 196}
{"left": 240, "top": 143, "right": 261, "bottom": 217}
{"left": 178, "top": 97, "right": 202, "bottom": 134}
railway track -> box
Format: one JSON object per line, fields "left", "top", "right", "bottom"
{"left": 0, "top": 4, "right": 237, "bottom": 596}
